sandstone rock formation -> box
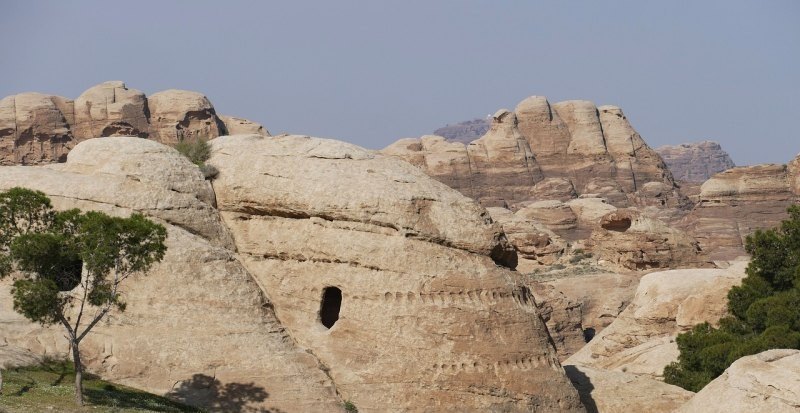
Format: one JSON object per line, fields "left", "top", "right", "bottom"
{"left": 566, "top": 262, "right": 747, "bottom": 378}
{"left": 0, "top": 92, "right": 74, "bottom": 165}
{"left": 588, "top": 209, "right": 706, "bottom": 270}
{"left": 677, "top": 349, "right": 800, "bottom": 413}
{"left": 385, "top": 96, "right": 684, "bottom": 211}
{"left": 0, "top": 135, "right": 585, "bottom": 412}
{"left": 486, "top": 207, "right": 566, "bottom": 271}
{"left": 679, "top": 158, "right": 800, "bottom": 259}
{"left": 208, "top": 134, "right": 584, "bottom": 412}
{"left": 656, "top": 141, "right": 735, "bottom": 182}
{"left": 434, "top": 118, "right": 490, "bottom": 143}
{"left": 565, "top": 364, "right": 694, "bottom": 413}
{"left": 0, "top": 82, "right": 269, "bottom": 165}
{"left": 0, "top": 137, "right": 341, "bottom": 412}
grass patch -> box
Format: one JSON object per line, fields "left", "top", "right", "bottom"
{"left": 0, "top": 359, "right": 200, "bottom": 413}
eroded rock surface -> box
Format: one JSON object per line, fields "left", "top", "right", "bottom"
{"left": 208, "top": 134, "right": 585, "bottom": 412}
{"left": 677, "top": 349, "right": 800, "bottom": 413}
{"left": 679, "top": 159, "right": 800, "bottom": 259}
{"left": 0, "top": 82, "right": 268, "bottom": 165}
{"left": 565, "top": 262, "right": 747, "bottom": 378}
{"left": 656, "top": 141, "right": 735, "bottom": 182}
{"left": 384, "top": 96, "right": 683, "bottom": 211}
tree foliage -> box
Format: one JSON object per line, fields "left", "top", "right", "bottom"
{"left": 664, "top": 205, "right": 800, "bottom": 391}
{"left": 0, "top": 187, "right": 167, "bottom": 404}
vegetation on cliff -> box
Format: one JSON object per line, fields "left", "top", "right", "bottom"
{"left": 665, "top": 205, "right": 800, "bottom": 391}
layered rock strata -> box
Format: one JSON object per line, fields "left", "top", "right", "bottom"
{"left": 0, "top": 81, "right": 269, "bottom": 165}
{"left": 0, "top": 135, "right": 586, "bottom": 412}
{"left": 208, "top": 134, "right": 585, "bottom": 412}
{"left": 384, "top": 96, "right": 683, "bottom": 211}
{"left": 565, "top": 262, "right": 747, "bottom": 378}
{"left": 679, "top": 158, "right": 800, "bottom": 259}
{"left": 656, "top": 141, "right": 735, "bottom": 182}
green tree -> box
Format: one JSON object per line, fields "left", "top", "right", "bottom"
{"left": 664, "top": 205, "right": 800, "bottom": 391}
{"left": 0, "top": 187, "right": 167, "bottom": 405}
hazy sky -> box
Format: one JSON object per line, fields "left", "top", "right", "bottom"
{"left": 2, "top": 1, "right": 798, "bottom": 165}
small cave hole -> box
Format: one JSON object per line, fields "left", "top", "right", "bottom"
{"left": 319, "top": 287, "right": 342, "bottom": 329}
{"left": 583, "top": 328, "right": 596, "bottom": 343}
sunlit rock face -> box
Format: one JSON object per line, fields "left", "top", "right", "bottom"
{"left": 0, "top": 135, "right": 586, "bottom": 412}
{"left": 209, "top": 134, "right": 585, "bottom": 412}
{"left": 383, "top": 96, "right": 684, "bottom": 212}
{"left": 0, "top": 82, "right": 269, "bottom": 166}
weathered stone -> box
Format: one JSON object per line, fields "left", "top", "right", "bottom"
{"left": 0, "top": 93, "right": 74, "bottom": 165}
{"left": 219, "top": 115, "right": 270, "bottom": 136}
{"left": 516, "top": 200, "right": 578, "bottom": 236}
{"left": 565, "top": 262, "right": 747, "bottom": 379}
{"left": 487, "top": 207, "right": 566, "bottom": 271}
{"left": 565, "top": 364, "right": 694, "bottom": 413}
{"left": 208, "top": 134, "right": 585, "bottom": 412}
{"left": 677, "top": 349, "right": 800, "bottom": 413}
{"left": 384, "top": 96, "right": 682, "bottom": 212}
{"left": 679, "top": 162, "right": 799, "bottom": 259}
{"left": 656, "top": 141, "right": 736, "bottom": 182}
{"left": 589, "top": 209, "right": 706, "bottom": 271}
{"left": 147, "top": 89, "right": 226, "bottom": 145}
{"left": 72, "top": 81, "right": 150, "bottom": 140}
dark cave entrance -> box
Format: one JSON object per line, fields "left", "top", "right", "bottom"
{"left": 319, "top": 287, "right": 342, "bottom": 329}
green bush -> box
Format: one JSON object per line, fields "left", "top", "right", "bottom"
{"left": 174, "top": 139, "right": 218, "bottom": 179}
{"left": 664, "top": 205, "right": 800, "bottom": 391}
{"left": 343, "top": 400, "right": 358, "bottom": 412}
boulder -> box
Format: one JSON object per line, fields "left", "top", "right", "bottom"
{"left": 0, "top": 92, "right": 74, "bottom": 165}
{"left": 147, "top": 89, "right": 226, "bottom": 145}
{"left": 677, "top": 349, "right": 800, "bottom": 413}
{"left": 486, "top": 207, "right": 566, "bottom": 271}
{"left": 565, "top": 364, "right": 694, "bottom": 413}
{"left": 588, "top": 209, "right": 706, "bottom": 270}
{"left": 515, "top": 200, "right": 578, "bottom": 236}
{"left": 72, "top": 81, "right": 150, "bottom": 140}
{"left": 219, "top": 115, "right": 270, "bottom": 136}
{"left": 656, "top": 141, "right": 735, "bottom": 182}
{"left": 208, "top": 134, "right": 585, "bottom": 412}
{"left": 565, "top": 262, "right": 748, "bottom": 378}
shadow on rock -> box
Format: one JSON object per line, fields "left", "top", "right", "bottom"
{"left": 564, "top": 365, "right": 598, "bottom": 413}
{"left": 167, "top": 374, "right": 284, "bottom": 413}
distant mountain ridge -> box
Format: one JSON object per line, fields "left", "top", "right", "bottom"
{"left": 656, "top": 141, "right": 735, "bottom": 182}
{"left": 433, "top": 118, "right": 490, "bottom": 143}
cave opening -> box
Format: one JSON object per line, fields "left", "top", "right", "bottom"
{"left": 319, "top": 287, "right": 342, "bottom": 329}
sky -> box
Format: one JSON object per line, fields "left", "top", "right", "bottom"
{"left": 1, "top": 1, "right": 798, "bottom": 165}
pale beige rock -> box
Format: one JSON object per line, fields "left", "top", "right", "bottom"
{"left": 142, "top": 89, "right": 225, "bottom": 145}
{"left": 486, "top": 207, "right": 566, "bottom": 271}
{"left": 679, "top": 162, "right": 798, "bottom": 259}
{"left": 566, "top": 198, "right": 618, "bottom": 227}
{"left": 553, "top": 100, "right": 607, "bottom": 156}
{"left": 677, "top": 349, "right": 800, "bottom": 413}
{"left": 529, "top": 282, "right": 585, "bottom": 358}
{"left": 72, "top": 81, "right": 150, "bottom": 140}
{"left": 532, "top": 177, "right": 577, "bottom": 201}
{"left": 219, "top": 115, "right": 270, "bottom": 136}
{"left": 565, "top": 262, "right": 747, "bottom": 378}
{"left": 0, "top": 137, "right": 233, "bottom": 248}
{"left": 565, "top": 364, "right": 694, "bottom": 413}
{"left": 588, "top": 209, "right": 706, "bottom": 270}
{"left": 0, "top": 93, "right": 74, "bottom": 165}
{"left": 209, "top": 134, "right": 585, "bottom": 412}
{"left": 516, "top": 200, "right": 578, "bottom": 235}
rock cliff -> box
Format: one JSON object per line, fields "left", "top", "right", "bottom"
{"left": 656, "top": 141, "right": 735, "bottom": 182}
{"left": 679, "top": 157, "right": 800, "bottom": 259}
{"left": 0, "top": 136, "right": 585, "bottom": 412}
{"left": 0, "top": 81, "right": 269, "bottom": 165}
{"left": 383, "top": 96, "right": 685, "bottom": 212}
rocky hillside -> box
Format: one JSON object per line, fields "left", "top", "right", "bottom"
{"left": 385, "top": 97, "right": 684, "bottom": 212}
{"left": 0, "top": 81, "right": 268, "bottom": 165}
{"left": 656, "top": 141, "right": 735, "bottom": 182}
{"left": 0, "top": 135, "right": 584, "bottom": 412}
{"left": 433, "top": 118, "right": 490, "bottom": 143}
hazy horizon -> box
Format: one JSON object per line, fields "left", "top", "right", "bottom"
{"left": 2, "top": 1, "right": 798, "bottom": 166}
